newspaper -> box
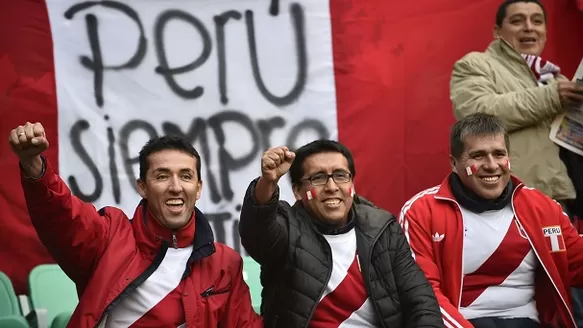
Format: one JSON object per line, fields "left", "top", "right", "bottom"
{"left": 549, "top": 58, "right": 583, "bottom": 156}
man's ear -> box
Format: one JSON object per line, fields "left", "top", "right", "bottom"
{"left": 196, "top": 180, "right": 203, "bottom": 200}
{"left": 292, "top": 184, "right": 302, "bottom": 201}
{"left": 449, "top": 155, "right": 458, "bottom": 174}
{"left": 137, "top": 179, "right": 147, "bottom": 199}
{"left": 493, "top": 25, "right": 501, "bottom": 39}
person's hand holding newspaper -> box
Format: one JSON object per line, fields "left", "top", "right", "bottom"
{"left": 550, "top": 58, "right": 583, "bottom": 155}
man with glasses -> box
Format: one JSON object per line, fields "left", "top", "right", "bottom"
{"left": 239, "top": 140, "right": 443, "bottom": 328}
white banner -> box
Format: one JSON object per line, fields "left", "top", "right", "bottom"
{"left": 46, "top": 0, "right": 337, "bottom": 252}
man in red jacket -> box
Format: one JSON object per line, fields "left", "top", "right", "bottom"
{"left": 399, "top": 113, "right": 583, "bottom": 328}
{"left": 9, "top": 121, "right": 261, "bottom": 328}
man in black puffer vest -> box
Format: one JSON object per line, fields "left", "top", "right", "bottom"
{"left": 239, "top": 140, "right": 443, "bottom": 328}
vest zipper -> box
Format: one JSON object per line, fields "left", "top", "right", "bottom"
{"left": 365, "top": 220, "right": 391, "bottom": 328}
{"left": 303, "top": 234, "right": 333, "bottom": 328}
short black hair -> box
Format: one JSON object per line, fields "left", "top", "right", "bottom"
{"left": 495, "top": 0, "right": 546, "bottom": 26}
{"left": 289, "top": 140, "right": 355, "bottom": 187}
{"left": 138, "top": 136, "right": 202, "bottom": 181}
{"left": 450, "top": 113, "right": 509, "bottom": 159}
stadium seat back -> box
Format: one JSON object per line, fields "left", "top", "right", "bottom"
{"left": 28, "top": 265, "right": 78, "bottom": 326}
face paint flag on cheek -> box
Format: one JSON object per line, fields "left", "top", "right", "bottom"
{"left": 349, "top": 187, "right": 355, "bottom": 197}
{"left": 305, "top": 189, "right": 316, "bottom": 201}
{"left": 505, "top": 160, "right": 511, "bottom": 171}
{"left": 465, "top": 164, "right": 478, "bottom": 177}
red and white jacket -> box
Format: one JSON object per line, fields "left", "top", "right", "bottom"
{"left": 399, "top": 175, "right": 583, "bottom": 328}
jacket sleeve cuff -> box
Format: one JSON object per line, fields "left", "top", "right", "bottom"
{"left": 20, "top": 156, "right": 50, "bottom": 183}
{"left": 20, "top": 156, "right": 61, "bottom": 211}
{"left": 546, "top": 79, "right": 563, "bottom": 112}
{"left": 248, "top": 177, "right": 280, "bottom": 205}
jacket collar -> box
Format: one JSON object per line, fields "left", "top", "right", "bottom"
{"left": 142, "top": 202, "right": 196, "bottom": 248}
{"left": 132, "top": 200, "right": 215, "bottom": 259}
{"left": 487, "top": 38, "right": 538, "bottom": 81}
{"left": 292, "top": 195, "right": 391, "bottom": 239}
{"left": 487, "top": 38, "right": 523, "bottom": 61}
{"left": 352, "top": 195, "right": 392, "bottom": 240}
{"left": 435, "top": 172, "right": 525, "bottom": 201}
{"left": 291, "top": 202, "right": 354, "bottom": 235}
{"left": 311, "top": 211, "right": 355, "bottom": 235}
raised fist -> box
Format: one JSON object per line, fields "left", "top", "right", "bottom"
{"left": 261, "top": 146, "right": 295, "bottom": 182}
{"left": 9, "top": 122, "right": 49, "bottom": 161}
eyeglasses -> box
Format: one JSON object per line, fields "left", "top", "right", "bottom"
{"left": 300, "top": 171, "right": 352, "bottom": 186}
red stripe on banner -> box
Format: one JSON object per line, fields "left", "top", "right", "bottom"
{"left": 461, "top": 221, "right": 531, "bottom": 307}
{"left": 309, "top": 255, "right": 367, "bottom": 327}
{"left": 542, "top": 0, "right": 583, "bottom": 75}
{"left": 0, "top": 0, "right": 58, "bottom": 294}
{"left": 331, "top": 0, "right": 460, "bottom": 215}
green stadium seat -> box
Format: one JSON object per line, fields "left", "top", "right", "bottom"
{"left": 0, "top": 316, "right": 30, "bottom": 328}
{"left": 28, "top": 265, "right": 78, "bottom": 328}
{"left": 0, "top": 271, "right": 29, "bottom": 328}
{"left": 49, "top": 312, "right": 72, "bottom": 328}
{"left": 242, "top": 256, "right": 262, "bottom": 313}
{"left": 0, "top": 271, "right": 21, "bottom": 317}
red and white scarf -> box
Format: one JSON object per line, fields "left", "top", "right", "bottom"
{"left": 521, "top": 54, "right": 561, "bottom": 85}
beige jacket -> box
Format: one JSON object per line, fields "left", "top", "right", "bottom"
{"left": 450, "top": 39, "right": 575, "bottom": 200}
